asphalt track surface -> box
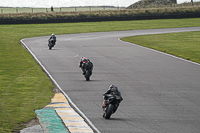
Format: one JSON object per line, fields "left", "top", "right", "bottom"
{"left": 22, "top": 27, "right": 200, "bottom": 133}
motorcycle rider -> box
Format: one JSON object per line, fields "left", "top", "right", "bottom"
{"left": 48, "top": 33, "right": 56, "bottom": 46}
{"left": 102, "top": 85, "right": 123, "bottom": 109}
{"left": 79, "top": 57, "right": 93, "bottom": 75}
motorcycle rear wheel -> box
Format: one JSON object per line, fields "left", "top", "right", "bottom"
{"left": 85, "top": 70, "right": 90, "bottom": 81}
{"left": 104, "top": 104, "right": 114, "bottom": 119}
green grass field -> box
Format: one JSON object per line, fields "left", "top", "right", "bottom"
{"left": 0, "top": 18, "right": 200, "bottom": 133}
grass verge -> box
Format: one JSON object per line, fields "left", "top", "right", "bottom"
{"left": 0, "top": 18, "right": 200, "bottom": 132}
{"left": 121, "top": 31, "right": 200, "bottom": 64}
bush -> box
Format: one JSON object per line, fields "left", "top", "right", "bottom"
{"left": 0, "top": 6, "right": 199, "bottom": 23}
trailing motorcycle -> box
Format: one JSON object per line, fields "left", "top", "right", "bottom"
{"left": 103, "top": 94, "right": 122, "bottom": 119}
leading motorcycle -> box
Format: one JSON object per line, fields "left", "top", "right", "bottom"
{"left": 103, "top": 94, "right": 122, "bottom": 119}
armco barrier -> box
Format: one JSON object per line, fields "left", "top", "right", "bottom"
{"left": 0, "top": 12, "right": 199, "bottom": 24}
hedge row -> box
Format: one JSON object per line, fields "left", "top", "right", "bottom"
{"left": 0, "top": 7, "right": 200, "bottom": 24}
{"left": 0, "top": 13, "right": 199, "bottom": 24}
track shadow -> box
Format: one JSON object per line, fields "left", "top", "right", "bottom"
{"left": 101, "top": 117, "right": 126, "bottom": 121}
{"left": 78, "top": 79, "right": 102, "bottom": 82}
{"left": 48, "top": 48, "right": 60, "bottom": 50}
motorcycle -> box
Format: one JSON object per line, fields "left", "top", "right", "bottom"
{"left": 84, "top": 63, "right": 92, "bottom": 81}
{"left": 103, "top": 94, "right": 122, "bottom": 119}
{"left": 48, "top": 39, "right": 56, "bottom": 50}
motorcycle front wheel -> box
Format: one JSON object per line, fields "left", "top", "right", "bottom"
{"left": 48, "top": 43, "right": 53, "bottom": 50}
{"left": 104, "top": 104, "right": 114, "bottom": 119}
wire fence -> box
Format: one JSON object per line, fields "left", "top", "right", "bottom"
{"left": 0, "top": 6, "right": 125, "bottom": 14}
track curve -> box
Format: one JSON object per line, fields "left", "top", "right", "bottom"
{"left": 22, "top": 27, "right": 200, "bottom": 133}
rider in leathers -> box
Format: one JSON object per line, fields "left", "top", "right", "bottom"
{"left": 48, "top": 34, "right": 56, "bottom": 45}
{"left": 102, "top": 85, "right": 123, "bottom": 109}
{"left": 79, "top": 57, "right": 93, "bottom": 75}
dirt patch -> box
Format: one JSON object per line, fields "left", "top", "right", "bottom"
{"left": 24, "top": 118, "right": 40, "bottom": 127}
{"left": 53, "top": 88, "right": 61, "bottom": 93}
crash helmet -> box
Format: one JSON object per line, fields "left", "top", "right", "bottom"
{"left": 81, "top": 57, "right": 85, "bottom": 61}
{"left": 110, "top": 86, "right": 120, "bottom": 96}
{"left": 52, "top": 34, "right": 55, "bottom": 36}
{"left": 109, "top": 85, "right": 115, "bottom": 89}
{"left": 81, "top": 57, "right": 88, "bottom": 63}
{"left": 111, "top": 86, "right": 119, "bottom": 92}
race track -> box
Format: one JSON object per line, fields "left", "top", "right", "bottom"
{"left": 22, "top": 27, "right": 200, "bottom": 133}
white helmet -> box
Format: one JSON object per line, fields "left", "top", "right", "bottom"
{"left": 109, "top": 85, "right": 115, "bottom": 89}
